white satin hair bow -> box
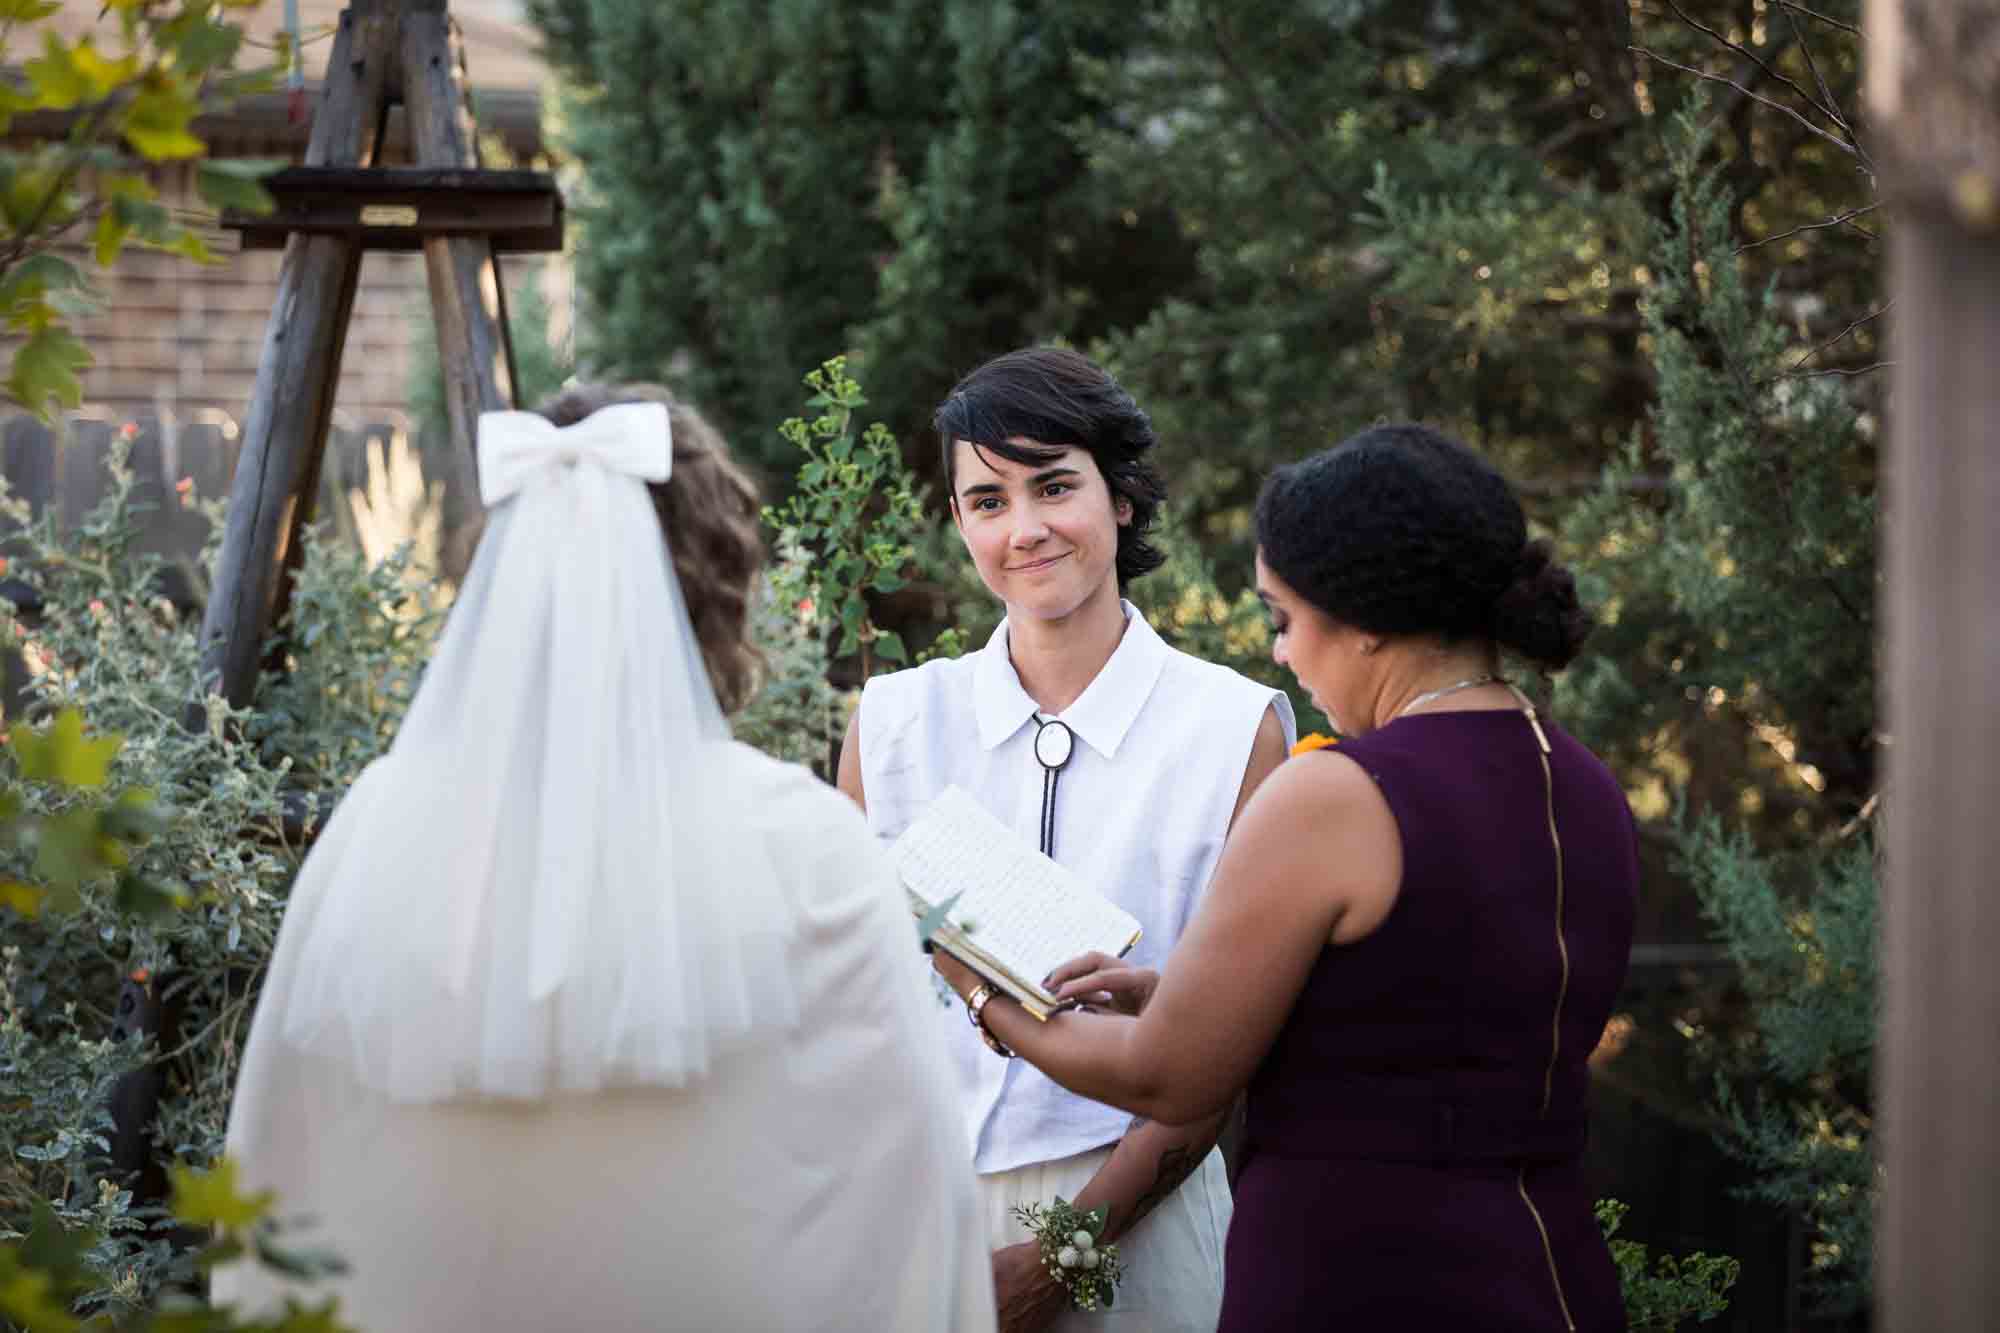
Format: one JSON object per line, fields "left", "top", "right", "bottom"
{"left": 477, "top": 402, "right": 673, "bottom": 507}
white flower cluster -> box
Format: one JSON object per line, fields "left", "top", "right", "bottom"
{"left": 1011, "top": 1198, "right": 1123, "bottom": 1312}
{"left": 1057, "top": 1229, "right": 1103, "bottom": 1272}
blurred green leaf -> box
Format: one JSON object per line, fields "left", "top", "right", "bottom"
{"left": 15, "top": 1202, "right": 95, "bottom": 1288}
{"left": 0, "top": 252, "right": 87, "bottom": 318}
{"left": 0, "top": 160, "right": 70, "bottom": 234}
{"left": 69, "top": 38, "right": 139, "bottom": 96}
{"left": 195, "top": 159, "right": 277, "bottom": 215}
{"left": 0, "top": 0, "right": 62, "bottom": 24}
{"left": 32, "top": 806, "right": 120, "bottom": 889}
{"left": 170, "top": 1159, "right": 274, "bottom": 1232}
{"left": 171, "top": 14, "right": 243, "bottom": 74}
{"left": 253, "top": 1235, "right": 350, "bottom": 1282}
{"left": 12, "top": 708, "right": 123, "bottom": 787}
{"left": 23, "top": 31, "right": 92, "bottom": 109}
{"left": 124, "top": 86, "right": 205, "bottom": 160}
{"left": 163, "top": 225, "right": 215, "bottom": 263}
{"left": 0, "top": 1253, "right": 82, "bottom": 1333}
{"left": 0, "top": 879, "right": 41, "bottom": 916}
{"left": 115, "top": 871, "right": 186, "bottom": 918}
{"left": 90, "top": 206, "right": 127, "bottom": 266}
{"left": 5, "top": 323, "right": 90, "bottom": 420}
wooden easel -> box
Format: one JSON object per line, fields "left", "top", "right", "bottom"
{"left": 195, "top": 0, "right": 563, "bottom": 712}
{"left": 115, "top": 0, "right": 561, "bottom": 1217}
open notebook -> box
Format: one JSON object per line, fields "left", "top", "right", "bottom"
{"left": 891, "top": 785, "right": 1142, "bottom": 1021}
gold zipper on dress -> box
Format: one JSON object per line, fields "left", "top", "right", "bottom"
{"left": 1533, "top": 734, "right": 1570, "bottom": 1116}
{"left": 1509, "top": 691, "right": 1577, "bottom": 1331}
{"left": 1516, "top": 1167, "right": 1578, "bottom": 1332}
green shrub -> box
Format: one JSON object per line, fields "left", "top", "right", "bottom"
{"left": 1597, "top": 1198, "right": 1740, "bottom": 1331}
{"left": 0, "top": 443, "right": 437, "bottom": 1316}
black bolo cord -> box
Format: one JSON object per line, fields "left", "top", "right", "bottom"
{"left": 1033, "top": 719, "right": 1076, "bottom": 858}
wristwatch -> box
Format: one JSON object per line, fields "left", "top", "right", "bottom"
{"left": 965, "top": 982, "right": 1015, "bottom": 1058}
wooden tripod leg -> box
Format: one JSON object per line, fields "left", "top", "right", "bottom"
{"left": 405, "top": 0, "right": 517, "bottom": 581}
{"left": 194, "top": 1, "right": 401, "bottom": 713}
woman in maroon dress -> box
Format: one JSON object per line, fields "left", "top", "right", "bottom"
{"left": 934, "top": 422, "right": 1638, "bottom": 1330}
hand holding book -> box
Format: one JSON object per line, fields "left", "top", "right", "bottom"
{"left": 893, "top": 786, "right": 1143, "bottom": 1020}
{"left": 1042, "top": 951, "right": 1159, "bottom": 1016}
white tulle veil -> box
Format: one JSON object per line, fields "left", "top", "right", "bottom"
{"left": 271, "top": 401, "right": 800, "bottom": 1102}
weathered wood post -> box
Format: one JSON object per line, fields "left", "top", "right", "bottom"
{"left": 1869, "top": 2, "right": 2000, "bottom": 1328}
{"left": 144, "top": 0, "right": 560, "bottom": 1225}
{"left": 402, "top": 0, "right": 513, "bottom": 578}
{"left": 193, "top": 0, "right": 399, "bottom": 714}
{"left": 193, "top": 0, "right": 554, "bottom": 714}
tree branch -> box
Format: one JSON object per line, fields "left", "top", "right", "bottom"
{"left": 1735, "top": 202, "right": 1880, "bottom": 251}
{"left": 1777, "top": 1, "right": 1861, "bottom": 37}
{"left": 1201, "top": 6, "right": 1345, "bottom": 208}
{"left": 1773, "top": 300, "right": 1894, "bottom": 378}
{"left": 1629, "top": 46, "right": 1865, "bottom": 163}
{"left": 1662, "top": 0, "right": 1858, "bottom": 151}
{"left": 1781, "top": 361, "right": 1895, "bottom": 379}
{"left": 1779, "top": 0, "right": 1860, "bottom": 153}
{"left": 1837, "top": 791, "right": 1880, "bottom": 840}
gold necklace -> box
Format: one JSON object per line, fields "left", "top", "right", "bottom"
{"left": 1393, "top": 673, "right": 1497, "bottom": 720}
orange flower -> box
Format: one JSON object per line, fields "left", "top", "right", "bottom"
{"left": 1291, "top": 732, "right": 1339, "bottom": 757}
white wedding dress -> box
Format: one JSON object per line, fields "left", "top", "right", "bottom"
{"left": 217, "top": 749, "right": 993, "bottom": 1331}
{"left": 213, "top": 404, "right": 995, "bottom": 1331}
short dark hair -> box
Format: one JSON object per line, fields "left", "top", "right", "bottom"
{"left": 933, "top": 347, "right": 1167, "bottom": 587}
{"left": 533, "top": 381, "right": 766, "bottom": 713}
{"left": 1254, "top": 423, "right": 1595, "bottom": 670}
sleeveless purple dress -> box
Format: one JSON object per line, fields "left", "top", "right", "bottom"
{"left": 1218, "top": 710, "right": 1638, "bottom": 1331}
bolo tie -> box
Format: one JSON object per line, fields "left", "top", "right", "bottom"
{"left": 1033, "top": 718, "right": 1076, "bottom": 858}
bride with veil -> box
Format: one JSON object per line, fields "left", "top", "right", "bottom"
{"left": 214, "top": 385, "right": 995, "bottom": 1331}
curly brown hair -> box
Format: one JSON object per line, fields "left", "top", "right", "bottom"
{"left": 531, "top": 381, "right": 766, "bottom": 713}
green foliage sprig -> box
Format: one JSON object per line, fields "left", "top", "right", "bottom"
{"left": 0, "top": 0, "right": 289, "bottom": 420}
{"left": 0, "top": 1158, "right": 352, "bottom": 1331}
{"left": 1596, "top": 1199, "right": 1740, "bottom": 1332}
{"left": 0, "top": 709, "right": 170, "bottom": 922}
{"left": 762, "top": 356, "right": 955, "bottom": 676}
{"left": 730, "top": 556, "right": 846, "bottom": 781}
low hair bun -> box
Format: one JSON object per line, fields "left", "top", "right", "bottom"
{"left": 1490, "top": 538, "right": 1594, "bottom": 670}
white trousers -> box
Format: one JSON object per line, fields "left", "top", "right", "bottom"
{"left": 980, "top": 1144, "right": 1230, "bottom": 1333}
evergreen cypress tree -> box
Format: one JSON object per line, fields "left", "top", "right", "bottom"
{"left": 528, "top": 0, "right": 1174, "bottom": 474}
{"left": 1561, "top": 82, "right": 1879, "bottom": 1321}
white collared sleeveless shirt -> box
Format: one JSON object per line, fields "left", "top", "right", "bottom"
{"left": 858, "top": 601, "right": 1296, "bottom": 1174}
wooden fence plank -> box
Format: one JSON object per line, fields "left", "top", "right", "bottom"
{"left": 1872, "top": 2, "right": 2000, "bottom": 1327}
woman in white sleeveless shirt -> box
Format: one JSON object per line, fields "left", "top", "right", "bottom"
{"left": 839, "top": 348, "right": 1293, "bottom": 1332}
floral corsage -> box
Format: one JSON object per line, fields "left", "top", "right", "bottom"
{"left": 1012, "top": 1197, "right": 1124, "bottom": 1311}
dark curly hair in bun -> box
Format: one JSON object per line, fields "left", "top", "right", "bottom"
{"left": 1254, "top": 423, "right": 1594, "bottom": 670}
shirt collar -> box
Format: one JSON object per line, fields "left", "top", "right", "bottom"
{"left": 972, "top": 600, "right": 1171, "bottom": 759}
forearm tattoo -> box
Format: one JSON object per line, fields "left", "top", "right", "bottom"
{"left": 1114, "top": 1116, "right": 1220, "bottom": 1237}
